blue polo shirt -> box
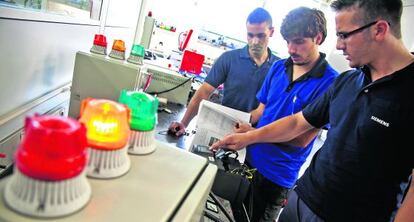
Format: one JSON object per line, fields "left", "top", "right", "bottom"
{"left": 205, "top": 45, "right": 279, "bottom": 112}
{"left": 296, "top": 62, "right": 414, "bottom": 221}
{"left": 248, "top": 53, "right": 338, "bottom": 188}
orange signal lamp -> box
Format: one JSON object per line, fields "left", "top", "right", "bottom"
{"left": 112, "top": 39, "right": 126, "bottom": 52}
{"left": 109, "top": 39, "right": 126, "bottom": 60}
{"left": 80, "top": 98, "right": 130, "bottom": 150}
{"left": 79, "top": 98, "right": 131, "bottom": 178}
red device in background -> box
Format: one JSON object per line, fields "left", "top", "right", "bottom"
{"left": 179, "top": 50, "right": 205, "bottom": 75}
{"left": 178, "top": 29, "right": 193, "bottom": 51}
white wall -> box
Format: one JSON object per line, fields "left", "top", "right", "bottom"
{"left": 0, "top": 18, "right": 88, "bottom": 116}
{"left": 146, "top": 0, "right": 263, "bottom": 42}
{"left": 0, "top": 1, "right": 140, "bottom": 117}
{"left": 402, "top": 0, "right": 414, "bottom": 51}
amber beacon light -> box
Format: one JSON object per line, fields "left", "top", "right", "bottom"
{"left": 4, "top": 115, "right": 91, "bottom": 218}
{"left": 109, "top": 39, "right": 126, "bottom": 60}
{"left": 79, "top": 98, "right": 131, "bottom": 178}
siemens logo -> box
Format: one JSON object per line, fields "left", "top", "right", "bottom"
{"left": 370, "top": 116, "right": 390, "bottom": 127}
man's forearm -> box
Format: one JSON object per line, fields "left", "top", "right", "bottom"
{"left": 180, "top": 83, "right": 214, "bottom": 126}
{"left": 250, "top": 103, "right": 265, "bottom": 125}
{"left": 395, "top": 170, "right": 414, "bottom": 222}
{"left": 282, "top": 128, "right": 320, "bottom": 147}
{"left": 181, "top": 94, "right": 205, "bottom": 126}
{"left": 246, "top": 112, "right": 314, "bottom": 144}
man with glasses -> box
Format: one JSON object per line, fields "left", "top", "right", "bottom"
{"left": 232, "top": 7, "right": 338, "bottom": 222}
{"left": 168, "top": 8, "right": 279, "bottom": 136}
{"left": 211, "top": 0, "right": 414, "bottom": 221}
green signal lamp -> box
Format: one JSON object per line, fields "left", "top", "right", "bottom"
{"left": 119, "top": 90, "right": 158, "bottom": 132}
{"left": 127, "top": 44, "right": 145, "bottom": 65}
{"left": 119, "top": 90, "right": 158, "bottom": 155}
{"left": 131, "top": 44, "right": 145, "bottom": 57}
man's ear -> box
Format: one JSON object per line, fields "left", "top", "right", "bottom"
{"left": 315, "top": 32, "right": 323, "bottom": 45}
{"left": 374, "top": 20, "right": 389, "bottom": 41}
{"left": 269, "top": 27, "right": 275, "bottom": 37}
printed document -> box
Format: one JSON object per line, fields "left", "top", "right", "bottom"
{"left": 191, "top": 100, "right": 251, "bottom": 163}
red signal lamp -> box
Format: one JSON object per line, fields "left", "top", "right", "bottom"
{"left": 4, "top": 115, "right": 91, "bottom": 218}
{"left": 90, "top": 34, "right": 108, "bottom": 55}
{"left": 15, "top": 115, "right": 87, "bottom": 180}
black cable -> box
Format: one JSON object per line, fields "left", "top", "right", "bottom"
{"left": 297, "top": 191, "right": 301, "bottom": 222}
{"left": 146, "top": 77, "right": 193, "bottom": 95}
{"left": 248, "top": 186, "right": 254, "bottom": 221}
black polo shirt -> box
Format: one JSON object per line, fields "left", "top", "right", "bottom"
{"left": 296, "top": 62, "right": 414, "bottom": 221}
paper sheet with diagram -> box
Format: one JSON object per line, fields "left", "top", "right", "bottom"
{"left": 191, "top": 100, "right": 251, "bottom": 163}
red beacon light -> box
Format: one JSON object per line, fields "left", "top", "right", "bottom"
{"left": 90, "top": 34, "right": 108, "bottom": 55}
{"left": 4, "top": 115, "right": 91, "bottom": 218}
{"left": 79, "top": 98, "right": 131, "bottom": 178}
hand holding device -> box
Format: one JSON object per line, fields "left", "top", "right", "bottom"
{"left": 210, "top": 133, "right": 249, "bottom": 151}
{"left": 168, "top": 121, "right": 186, "bottom": 136}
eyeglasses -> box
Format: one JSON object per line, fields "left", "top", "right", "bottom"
{"left": 247, "top": 33, "right": 267, "bottom": 39}
{"left": 336, "top": 21, "right": 378, "bottom": 40}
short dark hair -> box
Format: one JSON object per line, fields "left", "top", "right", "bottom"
{"left": 246, "top": 7, "right": 273, "bottom": 28}
{"left": 330, "top": 0, "right": 403, "bottom": 38}
{"left": 280, "top": 7, "right": 327, "bottom": 44}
